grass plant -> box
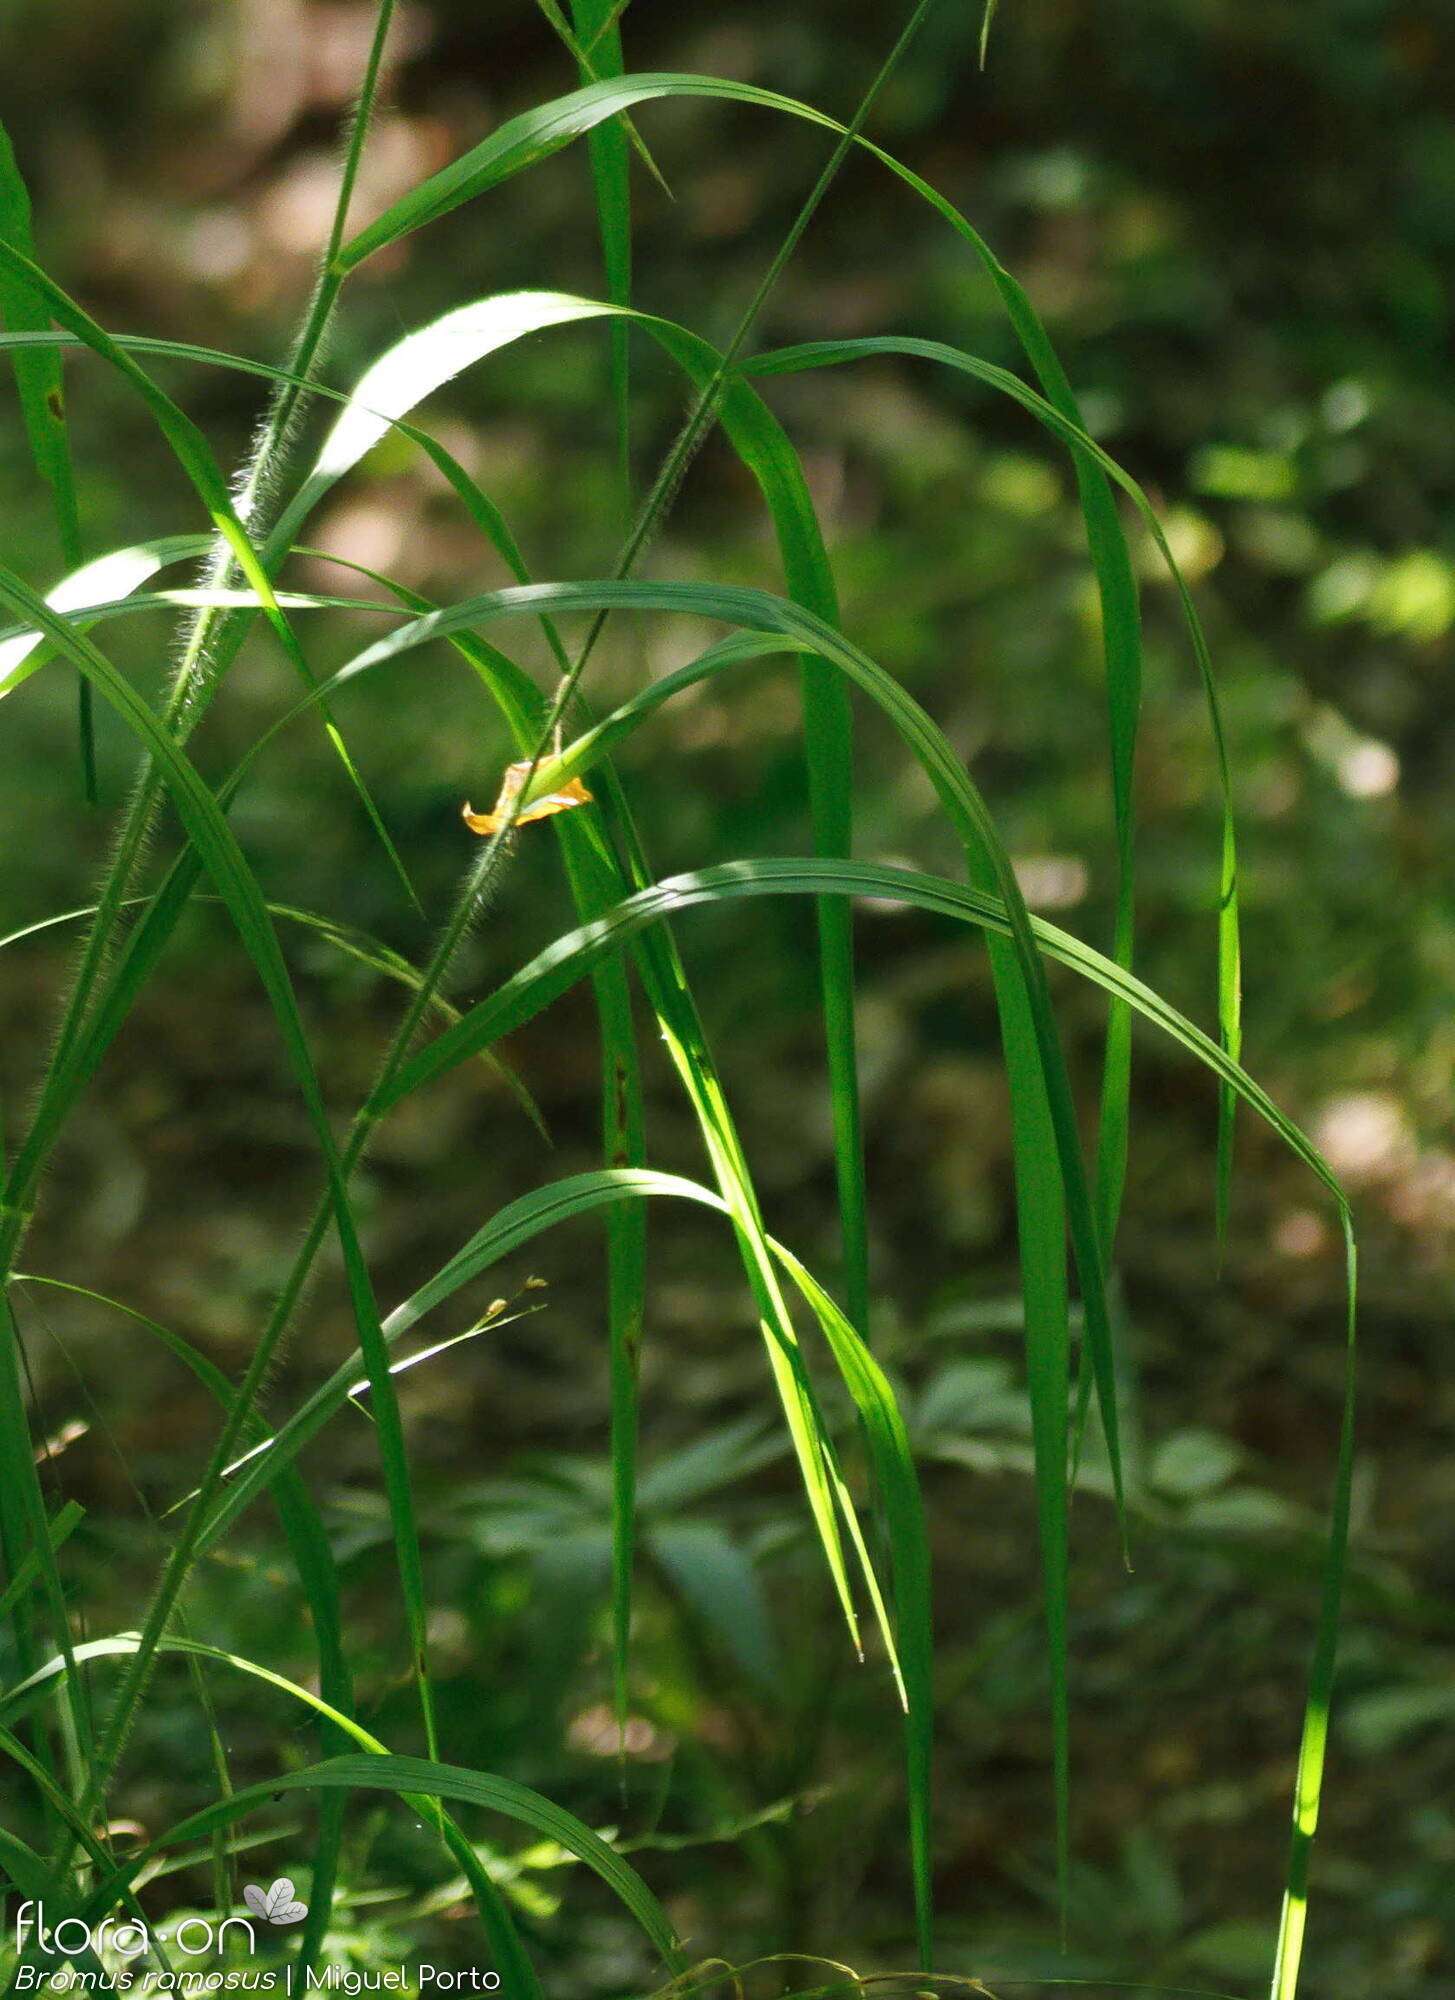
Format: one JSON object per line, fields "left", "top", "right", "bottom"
{"left": 0, "top": 6, "right": 1356, "bottom": 1996}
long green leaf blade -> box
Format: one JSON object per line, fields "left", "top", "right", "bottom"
{"left": 0, "top": 120, "right": 89, "bottom": 794}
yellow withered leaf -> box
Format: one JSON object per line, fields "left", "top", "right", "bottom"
{"left": 462, "top": 760, "right": 593, "bottom": 836}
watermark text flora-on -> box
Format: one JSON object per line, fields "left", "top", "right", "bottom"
{"left": 10, "top": 1904, "right": 501, "bottom": 1993}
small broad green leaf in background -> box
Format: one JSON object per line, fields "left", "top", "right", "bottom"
{"left": 649, "top": 1522, "right": 782, "bottom": 1694}
{"left": 1147, "top": 1428, "right": 1242, "bottom": 1500}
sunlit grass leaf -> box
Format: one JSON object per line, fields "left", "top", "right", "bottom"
{"left": 0, "top": 535, "right": 203, "bottom": 699}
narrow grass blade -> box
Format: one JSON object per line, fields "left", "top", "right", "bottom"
{"left": 0, "top": 121, "right": 89, "bottom": 793}
{"left": 945, "top": 270, "right": 1143, "bottom": 1259}
{"left": 567, "top": 806, "right": 865, "bottom": 1660}
{"left": 565, "top": 0, "right": 636, "bottom": 518}
{"left": 547, "top": 0, "right": 671, "bottom": 198}
{"left": 262, "top": 1480, "right": 354, "bottom": 1983}
{"left": 326, "top": 76, "right": 876, "bottom": 275}
{"left": 167, "top": 1753, "right": 680, "bottom": 1980}
{"left": 794, "top": 163, "right": 1241, "bottom": 1251}
{"left": 1270, "top": 1221, "right": 1358, "bottom": 2000}
{"left": 190, "top": 1168, "right": 909, "bottom": 1710}
{"left": 767, "top": 1244, "right": 934, "bottom": 1965}
{"left": 366, "top": 857, "right": 1344, "bottom": 1210}
{"left": 989, "top": 939, "right": 1071, "bottom": 1913}
{"left": 0, "top": 1498, "right": 83, "bottom": 1626}
{"left": 536, "top": 0, "right": 671, "bottom": 202}
{"left": 198, "top": 1143, "right": 857, "bottom": 1699}
{"left": 748, "top": 319, "right": 1141, "bottom": 1901}
{"left": 0, "top": 1285, "right": 97, "bottom": 1804}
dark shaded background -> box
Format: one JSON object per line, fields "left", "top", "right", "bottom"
{"left": 1, "top": 2, "right": 1453, "bottom": 1993}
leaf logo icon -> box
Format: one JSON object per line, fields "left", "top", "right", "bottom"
{"left": 242, "top": 1879, "right": 309, "bottom": 1925}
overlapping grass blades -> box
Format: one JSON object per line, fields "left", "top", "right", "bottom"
{"left": 0, "top": 5, "right": 409, "bottom": 1914}
{"left": 58, "top": 551, "right": 1167, "bottom": 1951}
{"left": 314, "top": 57, "right": 1231, "bottom": 1923}
{"left": 73, "top": 278, "right": 876, "bottom": 1792}
{"left": 0, "top": 615, "right": 874, "bottom": 1976}
{"left": 269, "top": 575, "right": 1135, "bottom": 1566}
{"left": 330, "top": 53, "right": 1241, "bottom": 1317}
{"left": 6, "top": 552, "right": 1118, "bottom": 1961}
{"left": 2, "top": 452, "right": 1338, "bottom": 2000}
{"left": 0, "top": 555, "right": 443, "bottom": 1783}
{"left": 0, "top": 27, "right": 1354, "bottom": 1999}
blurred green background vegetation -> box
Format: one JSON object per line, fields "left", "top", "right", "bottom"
{"left": 1, "top": 2, "right": 1452, "bottom": 1993}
